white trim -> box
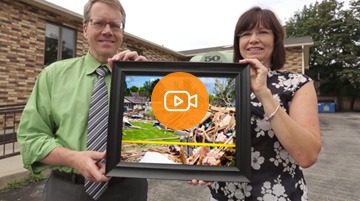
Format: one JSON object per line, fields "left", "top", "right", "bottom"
{"left": 302, "top": 45, "right": 305, "bottom": 74}
{"left": 285, "top": 42, "right": 314, "bottom": 48}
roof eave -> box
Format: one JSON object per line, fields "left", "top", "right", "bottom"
{"left": 22, "top": 0, "right": 187, "bottom": 58}
{"left": 285, "top": 42, "right": 314, "bottom": 48}
{"left": 124, "top": 32, "right": 187, "bottom": 58}
{"left": 21, "top": 0, "right": 83, "bottom": 21}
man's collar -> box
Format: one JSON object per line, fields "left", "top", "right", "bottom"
{"left": 84, "top": 52, "right": 111, "bottom": 75}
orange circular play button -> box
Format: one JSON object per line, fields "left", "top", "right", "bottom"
{"left": 151, "top": 72, "right": 209, "bottom": 130}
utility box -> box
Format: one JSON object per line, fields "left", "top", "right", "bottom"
{"left": 318, "top": 102, "right": 335, "bottom": 113}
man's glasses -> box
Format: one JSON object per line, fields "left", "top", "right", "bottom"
{"left": 88, "top": 19, "right": 124, "bottom": 31}
{"left": 238, "top": 29, "right": 273, "bottom": 39}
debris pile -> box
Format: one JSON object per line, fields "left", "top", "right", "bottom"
{"left": 121, "top": 105, "right": 237, "bottom": 167}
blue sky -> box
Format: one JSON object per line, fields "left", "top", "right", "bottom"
{"left": 126, "top": 75, "right": 220, "bottom": 95}
{"left": 126, "top": 76, "right": 161, "bottom": 88}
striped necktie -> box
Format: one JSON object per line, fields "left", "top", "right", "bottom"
{"left": 84, "top": 66, "right": 110, "bottom": 200}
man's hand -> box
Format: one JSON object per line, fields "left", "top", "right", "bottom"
{"left": 40, "top": 147, "right": 110, "bottom": 183}
{"left": 108, "top": 49, "right": 147, "bottom": 68}
{"left": 74, "top": 151, "right": 110, "bottom": 182}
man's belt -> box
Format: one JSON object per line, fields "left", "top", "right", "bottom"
{"left": 53, "top": 170, "right": 85, "bottom": 184}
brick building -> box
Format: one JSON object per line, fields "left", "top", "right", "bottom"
{"left": 0, "top": 0, "right": 313, "bottom": 106}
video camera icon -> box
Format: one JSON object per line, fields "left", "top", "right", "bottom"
{"left": 164, "top": 90, "right": 198, "bottom": 112}
{"left": 151, "top": 72, "right": 209, "bottom": 130}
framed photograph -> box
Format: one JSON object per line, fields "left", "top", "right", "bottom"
{"left": 106, "top": 61, "right": 251, "bottom": 182}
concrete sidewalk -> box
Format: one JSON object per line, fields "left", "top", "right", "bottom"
{"left": 0, "top": 155, "right": 30, "bottom": 190}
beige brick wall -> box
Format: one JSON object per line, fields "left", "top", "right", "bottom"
{"left": 0, "top": 1, "right": 86, "bottom": 105}
{"left": 284, "top": 47, "right": 303, "bottom": 73}
{"left": 1, "top": 1, "right": 43, "bottom": 105}
{"left": 0, "top": 0, "right": 186, "bottom": 105}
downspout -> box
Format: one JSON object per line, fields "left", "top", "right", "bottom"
{"left": 301, "top": 45, "right": 305, "bottom": 74}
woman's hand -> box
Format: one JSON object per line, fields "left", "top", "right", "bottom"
{"left": 188, "top": 179, "right": 213, "bottom": 186}
{"left": 240, "top": 58, "right": 269, "bottom": 97}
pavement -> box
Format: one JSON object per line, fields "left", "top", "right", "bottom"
{"left": 0, "top": 155, "right": 29, "bottom": 190}
{"left": 0, "top": 112, "right": 359, "bottom": 201}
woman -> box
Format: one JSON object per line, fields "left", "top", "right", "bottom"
{"left": 192, "top": 7, "right": 322, "bottom": 201}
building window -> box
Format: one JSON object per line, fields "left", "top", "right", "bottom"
{"left": 44, "top": 23, "right": 76, "bottom": 66}
{"left": 127, "top": 46, "right": 143, "bottom": 56}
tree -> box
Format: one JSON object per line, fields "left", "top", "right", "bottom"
{"left": 212, "top": 78, "right": 236, "bottom": 107}
{"left": 124, "top": 82, "right": 130, "bottom": 96}
{"left": 337, "top": 68, "right": 360, "bottom": 109}
{"left": 129, "top": 86, "right": 139, "bottom": 92}
{"left": 285, "top": 0, "right": 360, "bottom": 110}
{"left": 208, "top": 94, "right": 215, "bottom": 104}
{"left": 142, "top": 79, "right": 160, "bottom": 101}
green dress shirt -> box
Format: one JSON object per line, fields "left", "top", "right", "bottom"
{"left": 17, "top": 52, "right": 112, "bottom": 174}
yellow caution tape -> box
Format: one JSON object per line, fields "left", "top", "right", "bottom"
{"left": 122, "top": 140, "right": 235, "bottom": 148}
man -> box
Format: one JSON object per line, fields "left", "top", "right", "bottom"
{"left": 17, "top": 0, "right": 148, "bottom": 200}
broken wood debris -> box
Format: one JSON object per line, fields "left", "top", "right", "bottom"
{"left": 121, "top": 105, "right": 236, "bottom": 166}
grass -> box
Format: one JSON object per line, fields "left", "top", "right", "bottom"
{"left": 123, "top": 121, "right": 178, "bottom": 141}
{"left": 0, "top": 173, "right": 47, "bottom": 193}
{"left": 121, "top": 121, "right": 180, "bottom": 157}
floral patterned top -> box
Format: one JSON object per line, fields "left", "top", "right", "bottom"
{"left": 209, "top": 70, "right": 312, "bottom": 201}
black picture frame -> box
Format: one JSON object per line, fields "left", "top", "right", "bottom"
{"left": 106, "top": 61, "right": 251, "bottom": 182}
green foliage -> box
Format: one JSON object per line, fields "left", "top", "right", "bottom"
{"left": 208, "top": 94, "right": 215, "bottom": 103}
{"left": 123, "top": 82, "right": 130, "bottom": 96}
{"left": 337, "top": 68, "right": 360, "bottom": 96}
{"left": 125, "top": 87, "right": 130, "bottom": 96}
{"left": 129, "top": 85, "right": 139, "bottom": 92}
{"left": 125, "top": 78, "right": 160, "bottom": 99}
{"left": 142, "top": 79, "right": 160, "bottom": 101}
{"left": 285, "top": 0, "right": 360, "bottom": 107}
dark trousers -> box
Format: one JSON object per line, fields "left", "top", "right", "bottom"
{"left": 42, "top": 172, "right": 148, "bottom": 201}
